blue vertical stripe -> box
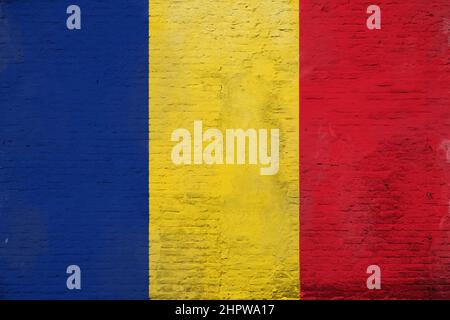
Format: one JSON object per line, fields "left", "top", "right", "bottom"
{"left": 0, "top": 1, "right": 148, "bottom": 299}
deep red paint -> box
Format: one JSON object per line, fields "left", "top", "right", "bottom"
{"left": 300, "top": 0, "right": 450, "bottom": 299}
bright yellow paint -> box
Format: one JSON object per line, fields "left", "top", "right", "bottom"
{"left": 149, "top": 0, "right": 299, "bottom": 299}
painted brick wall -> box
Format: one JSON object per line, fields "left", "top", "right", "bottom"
{"left": 2, "top": 0, "right": 450, "bottom": 300}
{"left": 149, "top": 0, "right": 299, "bottom": 299}
{"left": 0, "top": 1, "right": 148, "bottom": 299}
{"left": 301, "top": 0, "right": 450, "bottom": 299}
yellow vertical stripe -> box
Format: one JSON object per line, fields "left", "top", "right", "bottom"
{"left": 150, "top": 0, "right": 299, "bottom": 299}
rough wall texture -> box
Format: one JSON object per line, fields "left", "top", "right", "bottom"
{"left": 301, "top": 0, "right": 450, "bottom": 299}
{"left": 150, "top": 0, "right": 299, "bottom": 299}
{"left": 2, "top": 0, "right": 450, "bottom": 300}
{"left": 0, "top": 1, "right": 148, "bottom": 299}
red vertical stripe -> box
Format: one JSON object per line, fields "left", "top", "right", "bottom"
{"left": 301, "top": 0, "right": 450, "bottom": 299}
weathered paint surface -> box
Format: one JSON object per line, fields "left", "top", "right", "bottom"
{"left": 149, "top": 0, "right": 299, "bottom": 299}
{"left": 0, "top": 1, "right": 148, "bottom": 299}
{"left": 300, "top": 0, "right": 450, "bottom": 299}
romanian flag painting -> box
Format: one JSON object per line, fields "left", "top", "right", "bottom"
{"left": 1, "top": 0, "right": 450, "bottom": 302}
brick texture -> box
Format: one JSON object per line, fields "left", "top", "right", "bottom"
{"left": 150, "top": 0, "right": 299, "bottom": 299}
{"left": 301, "top": 0, "right": 450, "bottom": 299}
{"left": 0, "top": 1, "right": 148, "bottom": 299}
